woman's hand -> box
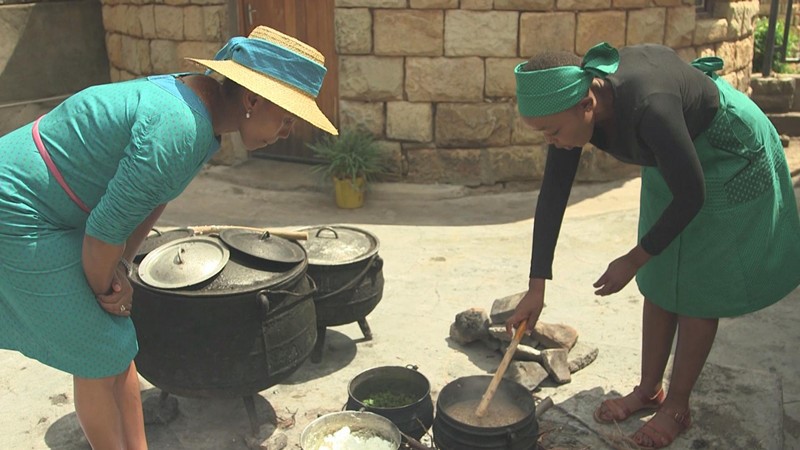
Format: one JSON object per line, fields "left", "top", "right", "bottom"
{"left": 593, "top": 245, "right": 651, "bottom": 296}
{"left": 505, "top": 278, "right": 546, "bottom": 335}
{"left": 96, "top": 263, "right": 134, "bottom": 317}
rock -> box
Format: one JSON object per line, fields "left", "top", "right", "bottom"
{"left": 489, "top": 291, "right": 526, "bottom": 324}
{"left": 532, "top": 322, "right": 578, "bottom": 350}
{"left": 541, "top": 349, "right": 571, "bottom": 384}
{"left": 505, "top": 361, "right": 549, "bottom": 391}
{"left": 481, "top": 336, "right": 503, "bottom": 352}
{"left": 567, "top": 342, "right": 599, "bottom": 373}
{"left": 487, "top": 325, "right": 539, "bottom": 348}
{"left": 500, "top": 343, "right": 541, "bottom": 362}
{"left": 449, "top": 308, "right": 489, "bottom": 344}
{"left": 781, "top": 134, "right": 790, "bottom": 147}
{"left": 142, "top": 391, "right": 179, "bottom": 425}
{"left": 246, "top": 429, "right": 287, "bottom": 450}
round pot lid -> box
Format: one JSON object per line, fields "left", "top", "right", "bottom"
{"left": 138, "top": 236, "right": 229, "bottom": 289}
{"left": 297, "top": 225, "right": 380, "bottom": 266}
{"left": 135, "top": 228, "right": 194, "bottom": 262}
{"left": 218, "top": 228, "right": 306, "bottom": 264}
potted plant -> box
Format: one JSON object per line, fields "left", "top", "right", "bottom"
{"left": 307, "top": 129, "right": 386, "bottom": 209}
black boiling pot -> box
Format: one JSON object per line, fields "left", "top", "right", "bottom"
{"left": 346, "top": 365, "right": 434, "bottom": 440}
{"left": 433, "top": 375, "right": 538, "bottom": 450}
{"left": 297, "top": 225, "right": 384, "bottom": 327}
{"left": 130, "top": 230, "right": 317, "bottom": 398}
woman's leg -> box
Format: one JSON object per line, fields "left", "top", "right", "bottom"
{"left": 595, "top": 298, "right": 677, "bottom": 422}
{"left": 634, "top": 313, "right": 719, "bottom": 447}
{"left": 74, "top": 361, "right": 147, "bottom": 450}
{"left": 115, "top": 361, "right": 147, "bottom": 450}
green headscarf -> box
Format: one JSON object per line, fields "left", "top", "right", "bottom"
{"left": 515, "top": 42, "right": 620, "bottom": 117}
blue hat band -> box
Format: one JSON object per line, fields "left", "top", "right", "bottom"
{"left": 213, "top": 36, "right": 327, "bottom": 97}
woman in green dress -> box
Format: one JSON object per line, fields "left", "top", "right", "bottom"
{"left": 506, "top": 42, "right": 800, "bottom": 448}
{"left": 0, "top": 26, "right": 336, "bottom": 449}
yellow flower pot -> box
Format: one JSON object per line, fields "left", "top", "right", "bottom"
{"left": 333, "top": 176, "right": 366, "bottom": 209}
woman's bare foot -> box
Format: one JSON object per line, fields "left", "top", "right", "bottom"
{"left": 593, "top": 385, "right": 665, "bottom": 424}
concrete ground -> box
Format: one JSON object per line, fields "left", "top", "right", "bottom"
{"left": 1, "top": 142, "right": 799, "bottom": 450}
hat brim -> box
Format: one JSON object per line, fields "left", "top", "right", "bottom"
{"left": 187, "top": 58, "right": 338, "bottom": 136}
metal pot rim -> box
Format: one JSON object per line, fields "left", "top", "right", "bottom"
{"left": 296, "top": 225, "right": 380, "bottom": 266}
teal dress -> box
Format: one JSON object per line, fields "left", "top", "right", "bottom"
{"left": 0, "top": 74, "right": 220, "bottom": 378}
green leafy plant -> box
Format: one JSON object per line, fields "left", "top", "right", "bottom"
{"left": 753, "top": 16, "right": 799, "bottom": 74}
{"left": 307, "top": 129, "right": 386, "bottom": 185}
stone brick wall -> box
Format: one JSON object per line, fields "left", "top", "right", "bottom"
{"left": 336, "top": 0, "right": 760, "bottom": 184}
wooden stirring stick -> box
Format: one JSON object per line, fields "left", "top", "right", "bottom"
{"left": 475, "top": 319, "right": 528, "bottom": 417}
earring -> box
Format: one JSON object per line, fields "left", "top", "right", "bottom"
{"left": 246, "top": 111, "right": 251, "bottom": 119}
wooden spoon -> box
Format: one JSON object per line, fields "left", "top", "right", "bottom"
{"left": 474, "top": 319, "right": 528, "bottom": 417}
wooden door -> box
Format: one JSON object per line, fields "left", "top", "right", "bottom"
{"left": 237, "top": 0, "right": 338, "bottom": 161}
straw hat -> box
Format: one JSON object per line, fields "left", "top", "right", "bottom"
{"left": 187, "top": 26, "right": 338, "bottom": 135}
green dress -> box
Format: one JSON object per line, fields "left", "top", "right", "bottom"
{"left": 0, "top": 74, "right": 219, "bottom": 378}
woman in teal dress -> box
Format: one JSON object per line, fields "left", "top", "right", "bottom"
{"left": 506, "top": 43, "right": 800, "bottom": 448}
{"left": 0, "top": 26, "right": 336, "bottom": 449}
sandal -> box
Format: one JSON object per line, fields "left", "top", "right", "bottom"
{"left": 593, "top": 385, "right": 665, "bottom": 424}
{"left": 632, "top": 406, "right": 692, "bottom": 449}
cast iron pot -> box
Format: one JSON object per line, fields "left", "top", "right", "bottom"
{"left": 345, "top": 365, "right": 434, "bottom": 440}
{"left": 296, "top": 225, "right": 384, "bottom": 328}
{"left": 433, "top": 375, "right": 538, "bottom": 450}
{"left": 130, "top": 232, "right": 317, "bottom": 398}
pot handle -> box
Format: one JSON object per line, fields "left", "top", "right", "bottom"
{"left": 261, "top": 274, "right": 318, "bottom": 299}
{"left": 314, "top": 227, "right": 339, "bottom": 239}
{"left": 315, "top": 254, "right": 379, "bottom": 301}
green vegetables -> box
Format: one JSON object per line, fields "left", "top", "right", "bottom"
{"left": 361, "top": 391, "right": 416, "bottom": 408}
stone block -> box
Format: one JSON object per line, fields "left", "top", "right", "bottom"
{"left": 374, "top": 10, "right": 443, "bottom": 56}
{"left": 460, "top": 0, "right": 493, "bottom": 9}
{"left": 487, "top": 145, "right": 547, "bottom": 183}
{"left": 576, "top": 11, "right": 626, "bottom": 55}
{"left": 505, "top": 361, "right": 549, "bottom": 390}
{"left": 339, "top": 100, "right": 385, "bottom": 137}
{"left": 520, "top": 12, "right": 576, "bottom": 56}
{"left": 435, "top": 103, "right": 512, "bottom": 147}
{"left": 716, "top": 40, "right": 736, "bottom": 72}
{"left": 665, "top": 5, "right": 695, "bottom": 48}
{"left": 106, "top": 33, "right": 124, "bottom": 69}
{"left": 512, "top": 114, "right": 547, "bottom": 145}
{"left": 654, "top": 0, "right": 682, "bottom": 5}
{"left": 504, "top": 343, "right": 542, "bottom": 361}
{"left": 557, "top": 0, "right": 610, "bottom": 10}
{"left": 693, "top": 17, "right": 728, "bottom": 45}
{"left": 176, "top": 41, "right": 221, "bottom": 70}
{"left": 339, "top": 56, "right": 404, "bottom": 101}
{"left": 120, "top": 35, "right": 151, "bottom": 74}
{"left": 138, "top": 5, "right": 156, "bottom": 39}
{"left": 449, "top": 308, "right": 490, "bottom": 345}
{"left": 750, "top": 76, "right": 795, "bottom": 113}
{"left": 626, "top": 8, "right": 666, "bottom": 45}
{"left": 567, "top": 341, "right": 599, "bottom": 373}
{"left": 734, "top": 37, "right": 753, "bottom": 71}
{"left": 444, "top": 10, "right": 518, "bottom": 57}
{"left": 674, "top": 46, "right": 698, "bottom": 62}
{"left": 335, "top": 8, "right": 372, "bottom": 54}
{"left": 532, "top": 322, "right": 578, "bottom": 350}
{"left": 335, "top": 0, "right": 406, "bottom": 7}
{"left": 386, "top": 102, "right": 433, "bottom": 142}
{"left": 203, "top": 6, "right": 225, "bottom": 41}
{"left": 405, "top": 148, "right": 443, "bottom": 182}
{"left": 183, "top": 6, "right": 204, "bottom": 41}
{"left": 438, "top": 148, "right": 484, "bottom": 185}
{"left": 126, "top": 5, "right": 143, "bottom": 36}
{"left": 488, "top": 325, "right": 541, "bottom": 348}
{"left": 374, "top": 140, "right": 405, "bottom": 176}
{"left": 406, "top": 57, "right": 484, "bottom": 102}
{"left": 190, "top": 0, "right": 227, "bottom": 5}
{"left": 154, "top": 5, "right": 184, "bottom": 40}
{"left": 410, "top": 0, "right": 458, "bottom": 7}
{"left": 541, "top": 348, "right": 571, "bottom": 384}
{"left": 485, "top": 58, "right": 519, "bottom": 98}
{"left": 150, "top": 39, "right": 179, "bottom": 74}
{"left": 494, "top": 0, "right": 553, "bottom": 10}
{"left": 612, "top": 0, "right": 648, "bottom": 7}
{"left": 490, "top": 291, "right": 526, "bottom": 324}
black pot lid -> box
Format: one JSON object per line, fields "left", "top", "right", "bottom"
{"left": 135, "top": 228, "right": 194, "bottom": 262}
{"left": 297, "top": 225, "right": 380, "bottom": 265}
{"left": 137, "top": 236, "right": 230, "bottom": 289}
{"left": 218, "top": 228, "right": 306, "bottom": 264}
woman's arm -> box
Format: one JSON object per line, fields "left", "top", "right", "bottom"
{"left": 82, "top": 235, "right": 125, "bottom": 296}
{"left": 122, "top": 204, "right": 167, "bottom": 262}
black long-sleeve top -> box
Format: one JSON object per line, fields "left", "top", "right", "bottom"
{"left": 530, "top": 44, "right": 720, "bottom": 279}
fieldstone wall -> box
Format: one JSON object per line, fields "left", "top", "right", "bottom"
{"left": 336, "top": 0, "right": 760, "bottom": 184}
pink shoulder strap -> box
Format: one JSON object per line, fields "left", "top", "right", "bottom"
{"left": 32, "top": 116, "right": 91, "bottom": 213}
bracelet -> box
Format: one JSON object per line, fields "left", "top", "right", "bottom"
{"left": 118, "top": 258, "right": 133, "bottom": 277}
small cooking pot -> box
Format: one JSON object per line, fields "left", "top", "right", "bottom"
{"left": 433, "top": 375, "right": 538, "bottom": 450}
{"left": 345, "top": 365, "right": 434, "bottom": 440}
{"left": 300, "top": 411, "right": 401, "bottom": 450}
